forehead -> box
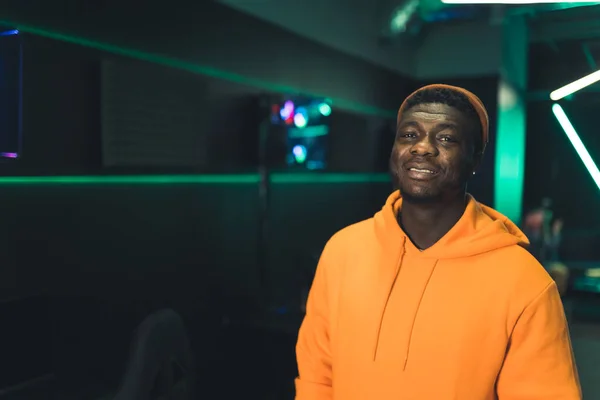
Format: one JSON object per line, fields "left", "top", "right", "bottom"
{"left": 399, "top": 102, "right": 469, "bottom": 127}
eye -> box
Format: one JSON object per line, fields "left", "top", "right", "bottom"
{"left": 400, "top": 131, "right": 417, "bottom": 138}
{"left": 439, "top": 136, "right": 456, "bottom": 143}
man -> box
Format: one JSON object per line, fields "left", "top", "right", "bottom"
{"left": 295, "top": 84, "right": 581, "bottom": 399}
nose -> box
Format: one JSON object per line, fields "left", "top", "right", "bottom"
{"left": 410, "top": 136, "right": 437, "bottom": 157}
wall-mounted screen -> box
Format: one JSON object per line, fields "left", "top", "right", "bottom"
{"left": 0, "top": 28, "right": 21, "bottom": 159}
{"left": 271, "top": 97, "right": 331, "bottom": 170}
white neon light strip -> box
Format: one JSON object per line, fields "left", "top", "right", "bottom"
{"left": 552, "top": 104, "right": 600, "bottom": 191}
{"left": 550, "top": 69, "right": 600, "bottom": 101}
{"left": 442, "top": 0, "right": 598, "bottom": 4}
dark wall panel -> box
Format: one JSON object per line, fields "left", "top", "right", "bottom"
{"left": 0, "top": 12, "right": 414, "bottom": 389}
{"left": 2, "top": 182, "right": 262, "bottom": 388}
{"left": 0, "top": 296, "right": 51, "bottom": 389}
{"left": 0, "top": 180, "right": 394, "bottom": 389}
{"left": 525, "top": 100, "right": 600, "bottom": 261}
{"left": 0, "top": 31, "right": 21, "bottom": 157}
{"left": 2, "top": 184, "right": 260, "bottom": 300}
{"left": 328, "top": 112, "right": 395, "bottom": 172}
{"left": 0, "top": 0, "right": 412, "bottom": 113}
{"left": 266, "top": 182, "right": 392, "bottom": 308}
{"left": 1, "top": 35, "right": 101, "bottom": 175}
{"left": 100, "top": 59, "right": 264, "bottom": 172}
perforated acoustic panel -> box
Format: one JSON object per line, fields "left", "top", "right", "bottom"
{"left": 101, "top": 60, "right": 210, "bottom": 167}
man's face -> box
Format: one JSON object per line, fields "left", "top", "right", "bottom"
{"left": 389, "top": 102, "right": 478, "bottom": 203}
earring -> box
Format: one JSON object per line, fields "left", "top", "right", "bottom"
{"left": 472, "top": 171, "right": 476, "bottom": 176}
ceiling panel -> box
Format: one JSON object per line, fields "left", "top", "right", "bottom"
{"left": 217, "top": 0, "right": 417, "bottom": 75}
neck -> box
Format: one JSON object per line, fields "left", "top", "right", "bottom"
{"left": 400, "top": 194, "right": 467, "bottom": 250}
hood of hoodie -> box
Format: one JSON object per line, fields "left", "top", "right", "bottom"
{"left": 375, "top": 191, "right": 529, "bottom": 259}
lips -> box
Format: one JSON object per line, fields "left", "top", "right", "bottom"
{"left": 405, "top": 163, "right": 439, "bottom": 175}
{"left": 408, "top": 167, "right": 436, "bottom": 174}
{"left": 404, "top": 163, "right": 439, "bottom": 180}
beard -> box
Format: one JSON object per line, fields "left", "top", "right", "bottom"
{"left": 393, "top": 172, "right": 445, "bottom": 204}
{"left": 400, "top": 184, "right": 444, "bottom": 204}
{"left": 389, "top": 156, "right": 470, "bottom": 205}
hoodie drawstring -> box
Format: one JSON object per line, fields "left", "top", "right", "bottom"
{"left": 402, "top": 260, "right": 438, "bottom": 370}
{"left": 373, "top": 240, "right": 405, "bottom": 361}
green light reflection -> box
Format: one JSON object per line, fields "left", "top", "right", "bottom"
{"left": 0, "top": 173, "right": 390, "bottom": 185}
{"left": 2, "top": 21, "right": 396, "bottom": 119}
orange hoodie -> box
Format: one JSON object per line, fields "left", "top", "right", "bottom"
{"left": 296, "top": 191, "right": 581, "bottom": 400}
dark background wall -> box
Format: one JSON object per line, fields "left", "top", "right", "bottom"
{"left": 0, "top": 29, "right": 402, "bottom": 397}
{"left": 1, "top": 5, "right": 599, "bottom": 397}
{"left": 0, "top": 35, "right": 101, "bottom": 176}
{"left": 0, "top": 31, "right": 21, "bottom": 156}
{"left": 0, "top": 0, "right": 412, "bottom": 115}
{"left": 527, "top": 42, "right": 600, "bottom": 261}
{"left": 0, "top": 33, "right": 400, "bottom": 302}
{"left": 525, "top": 100, "right": 600, "bottom": 261}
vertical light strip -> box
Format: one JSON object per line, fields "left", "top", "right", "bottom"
{"left": 494, "top": 92, "right": 526, "bottom": 224}
{"left": 494, "top": 16, "right": 527, "bottom": 225}
{"left": 551, "top": 103, "right": 600, "bottom": 191}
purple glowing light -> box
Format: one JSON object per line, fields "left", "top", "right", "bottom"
{"left": 279, "top": 100, "right": 295, "bottom": 120}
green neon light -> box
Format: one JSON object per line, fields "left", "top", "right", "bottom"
{"left": 270, "top": 173, "right": 389, "bottom": 184}
{"left": 494, "top": 90, "right": 526, "bottom": 225}
{"left": 552, "top": 104, "right": 600, "bottom": 191}
{"left": 1, "top": 21, "right": 396, "bottom": 119}
{"left": 0, "top": 173, "right": 389, "bottom": 185}
{"left": 0, "top": 174, "right": 259, "bottom": 185}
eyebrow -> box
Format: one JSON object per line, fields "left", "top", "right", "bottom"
{"left": 397, "top": 121, "right": 419, "bottom": 130}
{"left": 435, "top": 122, "right": 459, "bottom": 131}
{"left": 397, "top": 121, "right": 459, "bottom": 131}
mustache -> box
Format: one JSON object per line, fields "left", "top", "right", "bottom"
{"left": 403, "top": 157, "right": 440, "bottom": 170}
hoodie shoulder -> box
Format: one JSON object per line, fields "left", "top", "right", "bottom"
{"left": 327, "top": 217, "right": 377, "bottom": 251}
{"left": 482, "top": 241, "right": 555, "bottom": 305}
{"left": 495, "top": 243, "right": 551, "bottom": 281}
{"left": 320, "top": 216, "right": 382, "bottom": 271}
{"left": 316, "top": 217, "right": 379, "bottom": 290}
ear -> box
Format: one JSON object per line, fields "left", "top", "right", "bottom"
{"left": 469, "top": 150, "right": 483, "bottom": 177}
{"left": 472, "top": 151, "right": 483, "bottom": 172}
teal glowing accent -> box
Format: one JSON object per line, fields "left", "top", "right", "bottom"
{"left": 494, "top": 87, "right": 526, "bottom": 225}
{"left": 0, "top": 175, "right": 260, "bottom": 185}
{"left": 1, "top": 21, "right": 396, "bottom": 119}
{"left": 271, "top": 173, "right": 389, "bottom": 184}
{"left": 294, "top": 108, "right": 308, "bottom": 128}
{"left": 494, "top": 16, "right": 527, "bottom": 225}
{"left": 318, "top": 103, "right": 332, "bottom": 116}
{"left": 292, "top": 145, "right": 307, "bottom": 164}
{"left": 552, "top": 104, "right": 600, "bottom": 191}
{"left": 0, "top": 173, "right": 390, "bottom": 185}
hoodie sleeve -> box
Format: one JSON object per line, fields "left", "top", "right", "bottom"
{"left": 496, "top": 282, "right": 582, "bottom": 399}
{"left": 295, "top": 240, "right": 335, "bottom": 400}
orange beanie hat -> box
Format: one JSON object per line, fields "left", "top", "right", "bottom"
{"left": 397, "top": 84, "right": 490, "bottom": 152}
